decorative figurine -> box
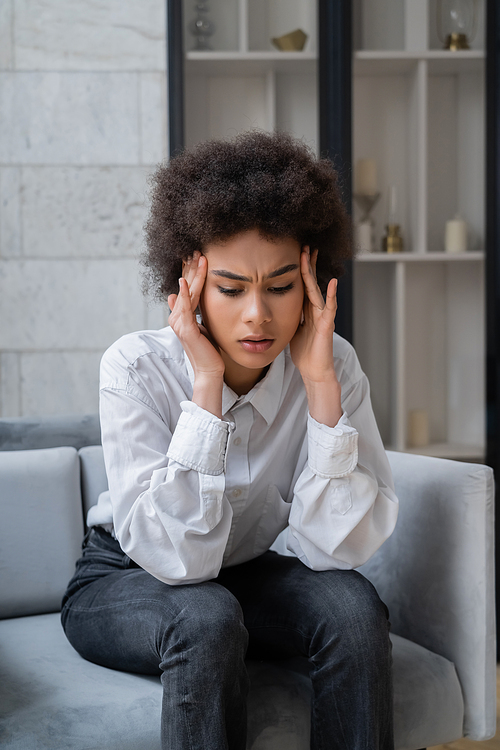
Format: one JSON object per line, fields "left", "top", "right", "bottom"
{"left": 189, "top": 1, "right": 215, "bottom": 51}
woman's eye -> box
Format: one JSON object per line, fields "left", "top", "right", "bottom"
{"left": 217, "top": 286, "right": 243, "bottom": 296}
{"left": 269, "top": 283, "right": 295, "bottom": 295}
{"left": 217, "top": 282, "right": 295, "bottom": 296}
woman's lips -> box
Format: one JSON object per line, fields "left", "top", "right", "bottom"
{"left": 239, "top": 338, "right": 274, "bottom": 353}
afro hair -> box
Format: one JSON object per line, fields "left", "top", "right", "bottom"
{"left": 142, "top": 130, "right": 352, "bottom": 299}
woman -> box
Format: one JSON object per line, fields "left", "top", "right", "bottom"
{"left": 61, "top": 130, "right": 399, "bottom": 749}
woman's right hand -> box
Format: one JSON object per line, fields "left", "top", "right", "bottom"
{"left": 167, "top": 252, "right": 225, "bottom": 417}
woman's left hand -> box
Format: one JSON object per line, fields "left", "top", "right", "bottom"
{"left": 289, "top": 247, "right": 339, "bottom": 386}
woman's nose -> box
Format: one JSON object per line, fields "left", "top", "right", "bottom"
{"left": 242, "top": 292, "right": 271, "bottom": 324}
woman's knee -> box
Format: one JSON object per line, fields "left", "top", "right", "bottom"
{"left": 308, "top": 570, "right": 391, "bottom": 658}
{"left": 157, "top": 581, "right": 248, "bottom": 664}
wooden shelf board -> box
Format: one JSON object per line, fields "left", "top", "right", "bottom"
{"left": 186, "top": 51, "right": 317, "bottom": 75}
{"left": 354, "top": 50, "right": 484, "bottom": 76}
{"left": 187, "top": 51, "right": 317, "bottom": 60}
{"left": 355, "top": 251, "right": 485, "bottom": 262}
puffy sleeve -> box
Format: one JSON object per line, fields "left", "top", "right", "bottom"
{"left": 285, "top": 354, "right": 399, "bottom": 570}
{"left": 99, "top": 379, "right": 235, "bottom": 586}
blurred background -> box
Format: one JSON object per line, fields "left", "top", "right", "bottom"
{"left": 0, "top": 0, "right": 491, "bottom": 469}
{"left": 0, "top": 0, "right": 168, "bottom": 418}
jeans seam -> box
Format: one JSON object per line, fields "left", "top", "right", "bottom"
{"left": 66, "top": 597, "right": 179, "bottom": 615}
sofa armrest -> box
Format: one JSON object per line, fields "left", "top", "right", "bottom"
{"left": 358, "top": 451, "right": 495, "bottom": 739}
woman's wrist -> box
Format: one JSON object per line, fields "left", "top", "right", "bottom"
{"left": 192, "top": 374, "right": 224, "bottom": 419}
{"left": 302, "top": 375, "right": 342, "bottom": 428}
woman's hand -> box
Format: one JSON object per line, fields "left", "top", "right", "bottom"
{"left": 289, "top": 247, "right": 343, "bottom": 427}
{"left": 167, "top": 252, "right": 225, "bottom": 418}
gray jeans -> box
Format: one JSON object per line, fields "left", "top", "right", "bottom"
{"left": 61, "top": 526, "right": 394, "bottom": 750}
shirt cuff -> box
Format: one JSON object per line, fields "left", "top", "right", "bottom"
{"left": 307, "top": 412, "right": 358, "bottom": 478}
{"left": 166, "top": 401, "right": 233, "bottom": 476}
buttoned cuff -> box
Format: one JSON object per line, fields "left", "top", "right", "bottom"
{"left": 307, "top": 413, "right": 358, "bottom": 478}
{"left": 167, "top": 401, "right": 233, "bottom": 475}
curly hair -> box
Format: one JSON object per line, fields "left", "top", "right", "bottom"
{"left": 142, "top": 130, "right": 352, "bottom": 299}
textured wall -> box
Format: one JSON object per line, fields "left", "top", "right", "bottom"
{"left": 0, "top": 0, "right": 168, "bottom": 417}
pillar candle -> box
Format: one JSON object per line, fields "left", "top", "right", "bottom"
{"left": 356, "top": 220, "right": 372, "bottom": 253}
{"left": 445, "top": 215, "right": 467, "bottom": 254}
{"left": 355, "top": 158, "right": 377, "bottom": 195}
{"left": 408, "top": 409, "right": 429, "bottom": 448}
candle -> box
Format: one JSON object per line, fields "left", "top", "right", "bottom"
{"left": 388, "top": 185, "right": 398, "bottom": 224}
{"left": 355, "top": 158, "right": 377, "bottom": 195}
{"left": 445, "top": 215, "right": 467, "bottom": 254}
{"left": 408, "top": 409, "right": 429, "bottom": 448}
{"left": 356, "top": 220, "right": 372, "bottom": 253}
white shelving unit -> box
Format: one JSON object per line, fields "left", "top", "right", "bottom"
{"left": 183, "top": 0, "right": 318, "bottom": 150}
{"left": 353, "top": 0, "right": 486, "bottom": 460}
{"left": 182, "top": 0, "right": 486, "bottom": 462}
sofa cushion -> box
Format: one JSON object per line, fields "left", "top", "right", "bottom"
{"left": 0, "top": 447, "right": 84, "bottom": 619}
{"left": 0, "top": 613, "right": 463, "bottom": 750}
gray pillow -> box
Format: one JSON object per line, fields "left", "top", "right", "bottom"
{"left": 0, "top": 447, "right": 84, "bottom": 618}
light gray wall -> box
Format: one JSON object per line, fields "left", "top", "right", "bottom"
{"left": 0, "top": 0, "right": 168, "bottom": 418}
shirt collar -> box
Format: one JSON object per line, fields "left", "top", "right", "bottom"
{"left": 184, "top": 348, "right": 286, "bottom": 426}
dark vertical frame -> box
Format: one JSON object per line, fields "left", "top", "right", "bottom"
{"left": 167, "top": 0, "right": 185, "bottom": 158}
{"left": 319, "top": 0, "right": 353, "bottom": 343}
{"left": 168, "top": 0, "right": 353, "bottom": 338}
{"left": 486, "top": 0, "right": 500, "bottom": 654}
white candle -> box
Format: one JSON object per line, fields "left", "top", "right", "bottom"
{"left": 356, "top": 220, "right": 372, "bottom": 253}
{"left": 445, "top": 215, "right": 467, "bottom": 254}
{"left": 388, "top": 185, "right": 397, "bottom": 224}
{"left": 355, "top": 158, "right": 377, "bottom": 195}
{"left": 408, "top": 409, "right": 429, "bottom": 448}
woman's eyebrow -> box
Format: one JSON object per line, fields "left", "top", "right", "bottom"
{"left": 267, "top": 263, "right": 299, "bottom": 279}
{"left": 210, "top": 264, "right": 299, "bottom": 282}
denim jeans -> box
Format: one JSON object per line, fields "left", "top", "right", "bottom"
{"left": 61, "top": 526, "right": 394, "bottom": 750}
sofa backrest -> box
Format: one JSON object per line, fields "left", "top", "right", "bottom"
{"left": 0, "top": 447, "right": 84, "bottom": 619}
{"left": 0, "top": 414, "right": 101, "bottom": 452}
{"left": 79, "top": 445, "right": 108, "bottom": 517}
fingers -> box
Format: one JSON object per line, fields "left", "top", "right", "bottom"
{"left": 310, "top": 248, "right": 319, "bottom": 279}
{"left": 300, "top": 247, "right": 324, "bottom": 310}
{"left": 188, "top": 254, "right": 208, "bottom": 310}
{"left": 167, "top": 292, "right": 178, "bottom": 312}
{"left": 180, "top": 251, "right": 207, "bottom": 311}
{"left": 325, "top": 278, "right": 338, "bottom": 313}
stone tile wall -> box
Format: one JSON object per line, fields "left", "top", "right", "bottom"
{"left": 0, "top": 0, "right": 168, "bottom": 417}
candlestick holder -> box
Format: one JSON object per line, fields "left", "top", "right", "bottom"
{"left": 382, "top": 224, "right": 404, "bottom": 253}
{"left": 353, "top": 192, "right": 381, "bottom": 253}
{"left": 436, "top": 0, "right": 478, "bottom": 51}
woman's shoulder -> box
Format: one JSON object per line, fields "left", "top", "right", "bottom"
{"left": 100, "top": 326, "right": 185, "bottom": 386}
{"left": 332, "top": 332, "right": 364, "bottom": 387}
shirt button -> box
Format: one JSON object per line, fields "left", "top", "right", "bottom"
{"left": 232, "top": 489, "right": 242, "bottom": 498}
{"left": 233, "top": 437, "right": 241, "bottom": 446}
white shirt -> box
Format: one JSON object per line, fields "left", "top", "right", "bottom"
{"left": 88, "top": 326, "right": 399, "bottom": 585}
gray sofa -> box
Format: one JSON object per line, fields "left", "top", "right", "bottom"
{"left": 0, "top": 414, "right": 496, "bottom": 750}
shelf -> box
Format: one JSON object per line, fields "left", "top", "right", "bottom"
{"left": 354, "top": 50, "right": 484, "bottom": 76}
{"left": 355, "top": 251, "right": 485, "bottom": 262}
{"left": 185, "top": 51, "right": 317, "bottom": 75}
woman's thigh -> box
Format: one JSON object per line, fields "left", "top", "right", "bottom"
{"left": 61, "top": 529, "right": 246, "bottom": 676}
{"left": 216, "top": 551, "right": 391, "bottom": 661}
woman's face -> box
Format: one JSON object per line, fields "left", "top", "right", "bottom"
{"left": 199, "top": 229, "right": 304, "bottom": 395}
